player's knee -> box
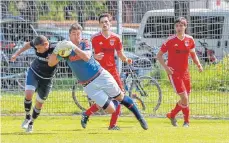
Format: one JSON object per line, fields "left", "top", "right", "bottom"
{"left": 179, "top": 92, "right": 188, "bottom": 101}
{"left": 114, "top": 92, "right": 124, "bottom": 102}
{"left": 103, "top": 99, "right": 115, "bottom": 114}
{"left": 25, "top": 90, "right": 34, "bottom": 100}
{"left": 35, "top": 101, "right": 43, "bottom": 109}
{"left": 105, "top": 106, "right": 115, "bottom": 114}
{"left": 179, "top": 96, "right": 188, "bottom": 105}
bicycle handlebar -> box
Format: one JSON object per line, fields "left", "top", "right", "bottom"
{"left": 198, "top": 41, "right": 208, "bottom": 48}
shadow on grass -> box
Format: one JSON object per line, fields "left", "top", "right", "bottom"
{"left": 101, "top": 126, "right": 134, "bottom": 129}
{"left": 1, "top": 132, "right": 57, "bottom": 135}
{"left": 52, "top": 129, "right": 84, "bottom": 132}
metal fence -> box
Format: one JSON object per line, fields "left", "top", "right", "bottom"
{"left": 1, "top": 0, "right": 229, "bottom": 118}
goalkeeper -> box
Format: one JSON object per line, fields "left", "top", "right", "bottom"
{"left": 48, "top": 23, "right": 148, "bottom": 130}
{"left": 11, "top": 35, "right": 58, "bottom": 133}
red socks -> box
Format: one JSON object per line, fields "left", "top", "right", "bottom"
{"left": 109, "top": 104, "right": 121, "bottom": 128}
{"left": 170, "top": 103, "right": 182, "bottom": 118}
{"left": 85, "top": 104, "right": 99, "bottom": 116}
{"left": 170, "top": 102, "right": 190, "bottom": 123}
{"left": 182, "top": 106, "right": 190, "bottom": 123}
{"left": 86, "top": 103, "right": 122, "bottom": 128}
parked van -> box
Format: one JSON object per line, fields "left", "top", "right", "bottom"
{"left": 135, "top": 9, "right": 229, "bottom": 59}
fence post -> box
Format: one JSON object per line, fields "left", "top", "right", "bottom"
{"left": 117, "top": 0, "right": 122, "bottom": 73}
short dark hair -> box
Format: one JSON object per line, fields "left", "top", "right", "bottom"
{"left": 98, "top": 13, "right": 112, "bottom": 22}
{"left": 33, "top": 35, "right": 48, "bottom": 46}
{"left": 69, "top": 23, "right": 83, "bottom": 34}
{"left": 174, "top": 17, "right": 187, "bottom": 26}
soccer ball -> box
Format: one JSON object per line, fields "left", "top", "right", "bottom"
{"left": 56, "top": 41, "right": 73, "bottom": 57}
{"left": 58, "top": 48, "right": 72, "bottom": 58}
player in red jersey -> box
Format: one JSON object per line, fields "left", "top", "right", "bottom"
{"left": 157, "top": 17, "right": 203, "bottom": 127}
{"left": 81, "top": 13, "right": 133, "bottom": 130}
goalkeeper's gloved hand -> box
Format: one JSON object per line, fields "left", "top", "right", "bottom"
{"left": 53, "top": 41, "right": 75, "bottom": 55}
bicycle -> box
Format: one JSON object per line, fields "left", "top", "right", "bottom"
{"left": 72, "top": 60, "right": 162, "bottom": 114}
{"left": 135, "top": 42, "right": 168, "bottom": 65}
{"left": 121, "top": 64, "right": 162, "bottom": 113}
{"left": 196, "top": 41, "right": 217, "bottom": 64}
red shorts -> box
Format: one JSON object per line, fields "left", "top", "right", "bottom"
{"left": 168, "top": 71, "right": 191, "bottom": 95}
{"left": 106, "top": 68, "right": 124, "bottom": 92}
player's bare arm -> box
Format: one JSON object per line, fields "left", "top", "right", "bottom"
{"left": 94, "top": 52, "right": 104, "bottom": 60}
{"left": 10, "top": 42, "right": 31, "bottom": 62}
{"left": 190, "top": 50, "right": 203, "bottom": 72}
{"left": 72, "top": 44, "right": 91, "bottom": 61}
{"left": 117, "top": 50, "right": 132, "bottom": 64}
{"left": 48, "top": 53, "right": 59, "bottom": 67}
{"left": 157, "top": 51, "right": 174, "bottom": 75}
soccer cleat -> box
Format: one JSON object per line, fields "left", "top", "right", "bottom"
{"left": 81, "top": 112, "right": 89, "bottom": 129}
{"left": 25, "top": 122, "right": 33, "bottom": 133}
{"left": 166, "top": 113, "right": 178, "bottom": 127}
{"left": 138, "top": 118, "right": 148, "bottom": 130}
{"left": 108, "top": 126, "right": 120, "bottom": 130}
{"left": 26, "top": 125, "right": 33, "bottom": 133}
{"left": 183, "top": 122, "right": 189, "bottom": 127}
{"left": 21, "top": 119, "right": 31, "bottom": 129}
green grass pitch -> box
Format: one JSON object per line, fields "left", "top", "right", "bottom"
{"left": 1, "top": 116, "right": 229, "bottom": 143}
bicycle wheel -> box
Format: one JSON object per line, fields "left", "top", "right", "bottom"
{"left": 72, "top": 82, "right": 107, "bottom": 115}
{"left": 72, "top": 82, "right": 93, "bottom": 111}
{"left": 1, "top": 72, "right": 26, "bottom": 92}
{"left": 16, "top": 72, "right": 26, "bottom": 91}
{"left": 131, "top": 94, "right": 146, "bottom": 111}
{"left": 129, "top": 76, "right": 162, "bottom": 113}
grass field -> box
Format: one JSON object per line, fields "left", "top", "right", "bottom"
{"left": 1, "top": 116, "right": 229, "bottom": 143}
{"left": 1, "top": 89, "right": 229, "bottom": 118}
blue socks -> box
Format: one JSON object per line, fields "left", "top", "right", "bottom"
{"left": 121, "top": 96, "right": 142, "bottom": 120}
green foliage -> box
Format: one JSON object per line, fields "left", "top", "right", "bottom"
{"left": 84, "top": 1, "right": 108, "bottom": 20}
{"left": 7, "top": 2, "right": 20, "bottom": 16}
{"left": 39, "top": 1, "right": 68, "bottom": 21}
{"left": 191, "top": 55, "right": 229, "bottom": 92}
{"left": 153, "top": 55, "right": 229, "bottom": 92}
{"left": 38, "top": 1, "right": 108, "bottom": 21}
{"left": 52, "top": 78, "right": 75, "bottom": 89}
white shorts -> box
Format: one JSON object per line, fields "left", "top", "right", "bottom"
{"left": 83, "top": 70, "right": 121, "bottom": 108}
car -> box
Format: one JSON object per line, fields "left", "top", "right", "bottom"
{"left": 35, "top": 28, "right": 98, "bottom": 42}
{"left": 36, "top": 26, "right": 137, "bottom": 51}
{"left": 1, "top": 16, "right": 38, "bottom": 74}
{"left": 84, "top": 27, "right": 137, "bottom": 52}
{"left": 0, "top": 17, "right": 30, "bottom": 52}
{"left": 35, "top": 28, "right": 68, "bottom": 42}
{"left": 0, "top": 29, "right": 15, "bottom": 51}
{"left": 136, "top": 8, "right": 229, "bottom": 60}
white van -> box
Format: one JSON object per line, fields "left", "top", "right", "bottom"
{"left": 135, "top": 9, "right": 229, "bottom": 59}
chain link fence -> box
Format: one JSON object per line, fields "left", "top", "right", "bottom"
{"left": 1, "top": 0, "right": 229, "bottom": 118}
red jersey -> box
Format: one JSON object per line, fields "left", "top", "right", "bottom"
{"left": 160, "top": 34, "right": 195, "bottom": 73}
{"left": 91, "top": 32, "right": 123, "bottom": 70}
